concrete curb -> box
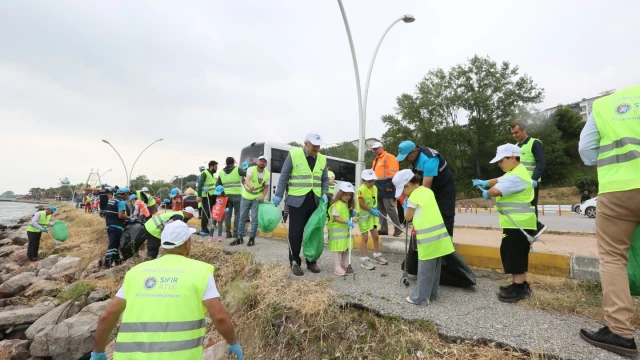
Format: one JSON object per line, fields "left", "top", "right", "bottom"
{"left": 257, "top": 227, "right": 601, "bottom": 281}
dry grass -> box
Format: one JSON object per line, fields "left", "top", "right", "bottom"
{"left": 458, "top": 186, "right": 581, "bottom": 208}
{"left": 523, "top": 274, "right": 640, "bottom": 328}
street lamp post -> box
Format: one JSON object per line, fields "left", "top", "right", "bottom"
{"left": 99, "top": 169, "right": 113, "bottom": 185}
{"left": 336, "top": 0, "right": 414, "bottom": 190}
{"left": 102, "top": 139, "right": 164, "bottom": 188}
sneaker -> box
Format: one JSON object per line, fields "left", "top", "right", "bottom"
{"left": 373, "top": 256, "right": 388, "bottom": 265}
{"left": 534, "top": 224, "right": 548, "bottom": 239}
{"left": 360, "top": 258, "right": 376, "bottom": 270}
{"left": 217, "top": 236, "right": 223, "bottom": 242}
{"left": 247, "top": 238, "right": 255, "bottom": 247}
{"left": 579, "top": 326, "right": 638, "bottom": 358}
{"left": 199, "top": 231, "right": 209, "bottom": 237}
{"left": 334, "top": 267, "right": 346, "bottom": 276}
{"left": 498, "top": 283, "right": 532, "bottom": 303}
{"left": 230, "top": 238, "right": 244, "bottom": 246}
{"left": 406, "top": 296, "right": 429, "bottom": 306}
{"left": 226, "top": 233, "right": 233, "bottom": 239}
{"left": 393, "top": 229, "right": 402, "bottom": 237}
{"left": 291, "top": 263, "right": 304, "bottom": 276}
{"left": 377, "top": 231, "right": 389, "bottom": 236}
{"left": 499, "top": 283, "right": 515, "bottom": 295}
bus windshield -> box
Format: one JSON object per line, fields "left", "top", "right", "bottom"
{"left": 240, "top": 143, "right": 265, "bottom": 166}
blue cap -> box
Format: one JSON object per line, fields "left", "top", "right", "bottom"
{"left": 396, "top": 140, "right": 417, "bottom": 162}
{"left": 48, "top": 206, "right": 57, "bottom": 213}
{"left": 170, "top": 188, "right": 179, "bottom": 198}
{"left": 129, "top": 194, "right": 137, "bottom": 201}
{"left": 116, "top": 187, "right": 130, "bottom": 194}
{"left": 213, "top": 185, "right": 224, "bottom": 195}
{"left": 199, "top": 165, "right": 205, "bottom": 171}
{"left": 163, "top": 198, "right": 171, "bottom": 204}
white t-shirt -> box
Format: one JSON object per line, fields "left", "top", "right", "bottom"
{"left": 246, "top": 167, "right": 265, "bottom": 183}
{"left": 407, "top": 200, "right": 422, "bottom": 220}
{"left": 115, "top": 274, "right": 220, "bottom": 300}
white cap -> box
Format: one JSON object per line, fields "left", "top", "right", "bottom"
{"left": 141, "top": 187, "right": 149, "bottom": 192}
{"left": 339, "top": 182, "right": 355, "bottom": 193}
{"left": 371, "top": 141, "right": 383, "bottom": 149}
{"left": 490, "top": 144, "right": 522, "bottom": 164}
{"left": 161, "top": 221, "right": 196, "bottom": 249}
{"left": 361, "top": 169, "right": 377, "bottom": 181}
{"left": 392, "top": 169, "right": 415, "bottom": 199}
{"left": 304, "top": 132, "right": 323, "bottom": 146}
{"left": 258, "top": 155, "right": 267, "bottom": 161}
{"left": 183, "top": 206, "right": 197, "bottom": 218}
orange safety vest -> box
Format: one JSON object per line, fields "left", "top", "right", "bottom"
{"left": 372, "top": 151, "right": 399, "bottom": 179}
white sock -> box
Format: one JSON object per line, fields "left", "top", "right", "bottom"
{"left": 360, "top": 257, "right": 369, "bottom": 262}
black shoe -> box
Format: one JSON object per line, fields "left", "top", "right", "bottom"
{"left": 378, "top": 231, "right": 389, "bottom": 236}
{"left": 499, "top": 283, "right": 515, "bottom": 294}
{"left": 247, "top": 238, "right": 255, "bottom": 246}
{"left": 102, "top": 259, "right": 111, "bottom": 269}
{"left": 226, "top": 233, "right": 233, "bottom": 239}
{"left": 580, "top": 326, "right": 638, "bottom": 358}
{"left": 230, "top": 238, "right": 243, "bottom": 246}
{"left": 498, "top": 283, "right": 531, "bottom": 303}
{"left": 307, "top": 263, "right": 321, "bottom": 273}
{"left": 291, "top": 264, "right": 304, "bottom": 276}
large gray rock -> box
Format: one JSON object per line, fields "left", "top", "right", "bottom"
{"left": 0, "top": 304, "right": 55, "bottom": 329}
{"left": 46, "top": 256, "right": 80, "bottom": 281}
{"left": 1, "top": 262, "right": 21, "bottom": 273}
{"left": 29, "top": 300, "right": 111, "bottom": 360}
{"left": 24, "top": 280, "right": 64, "bottom": 298}
{"left": 87, "top": 290, "right": 110, "bottom": 304}
{"left": 85, "top": 262, "right": 133, "bottom": 280}
{"left": 0, "top": 272, "right": 37, "bottom": 298}
{"left": 26, "top": 300, "right": 83, "bottom": 340}
{"left": 0, "top": 339, "right": 30, "bottom": 360}
{"left": 79, "top": 260, "right": 101, "bottom": 279}
{"left": 0, "top": 239, "right": 12, "bottom": 247}
{"left": 0, "top": 245, "right": 23, "bottom": 258}
{"left": 37, "top": 255, "right": 60, "bottom": 272}
{"left": 11, "top": 236, "right": 28, "bottom": 246}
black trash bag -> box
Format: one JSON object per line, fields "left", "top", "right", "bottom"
{"left": 401, "top": 234, "right": 476, "bottom": 287}
{"left": 120, "top": 222, "right": 146, "bottom": 260}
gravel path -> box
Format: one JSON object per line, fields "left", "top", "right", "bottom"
{"left": 221, "top": 236, "right": 630, "bottom": 360}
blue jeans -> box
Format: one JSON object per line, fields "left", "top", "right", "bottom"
{"left": 218, "top": 215, "right": 225, "bottom": 237}
{"left": 238, "top": 197, "right": 259, "bottom": 239}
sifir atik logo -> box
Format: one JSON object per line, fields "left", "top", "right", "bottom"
{"left": 144, "top": 277, "right": 157, "bottom": 290}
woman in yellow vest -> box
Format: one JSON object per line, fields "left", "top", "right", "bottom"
{"left": 26, "top": 206, "right": 56, "bottom": 261}
{"left": 357, "top": 169, "right": 387, "bottom": 270}
{"left": 327, "top": 182, "right": 356, "bottom": 276}
{"left": 472, "top": 144, "right": 536, "bottom": 303}
{"left": 393, "top": 169, "right": 454, "bottom": 306}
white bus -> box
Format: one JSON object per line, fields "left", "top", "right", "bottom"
{"left": 239, "top": 141, "right": 357, "bottom": 210}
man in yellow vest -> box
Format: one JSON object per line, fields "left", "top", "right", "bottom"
{"left": 26, "top": 206, "right": 56, "bottom": 261}
{"left": 217, "top": 157, "right": 247, "bottom": 239}
{"left": 197, "top": 160, "right": 219, "bottom": 236}
{"left": 273, "top": 133, "right": 329, "bottom": 276}
{"left": 577, "top": 85, "right": 640, "bottom": 358}
{"left": 472, "top": 144, "right": 536, "bottom": 303}
{"left": 140, "top": 206, "right": 197, "bottom": 260}
{"left": 90, "top": 220, "right": 243, "bottom": 360}
{"left": 136, "top": 187, "right": 157, "bottom": 216}
{"left": 511, "top": 122, "right": 547, "bottom": 239}
{"left": 231, "top": 156, "right": 270, "bottom": 246}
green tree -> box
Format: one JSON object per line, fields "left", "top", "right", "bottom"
{"left": 0, "top": 191, "right": 15, "bottom": 198}
{"left": 288, "top": 141, "right": 303, "bottom": 147}
{"left": 527, "top": 113, "right": 571, "bottom": 185}
{"left": 130, "top": 175, "right": 150, "bottom": 191}
{"left": 550, "top": 106, "right": 585, "bottom": 161}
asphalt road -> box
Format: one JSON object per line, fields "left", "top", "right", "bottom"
{"left": 222, "top": 236, "right": 629, "bottom": 360}
{"left": 453, "top": 211, "right": 596, "bottom": 233}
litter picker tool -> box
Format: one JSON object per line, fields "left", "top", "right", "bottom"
{"left": 382, "top": 214, "right": 409, "bottom": 235}
{"left": 344, "top": 213, "right": 355, "bottom": 280}
{"left": 476, "top": 185, "right": 543, "bottom": 251}
{"left": 401, "top": 221, "right": 411, "bottom": 287}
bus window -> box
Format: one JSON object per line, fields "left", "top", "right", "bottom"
{"left": 338, "top": 162, "right": 356, "bottom": 184}
{"left": 270, "top": 148, "right": 289, "bottom": 173}
{"left": 240, "top": 143, "right": 264, "bottom": 166}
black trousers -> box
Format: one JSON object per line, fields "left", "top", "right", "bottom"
{"left": 200, "top": 195, "right": 217, "bottom": 233}
{"left": 288, "top": 193, "right": 318, "bottom": 266}
{"left": 27, "top": 231, "right": 42, "bottom": 260}
{"left": 106, "top": 227, "right": 122, "bottom": 261}
{"left": 532, "top": 184, "right": 543, "bottom": 228}
{"left": 139, "top": 227, "right": 161, "bottom": 259}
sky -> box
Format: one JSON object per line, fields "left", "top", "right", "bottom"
{"left": 1, "top": 0, "right": 638, "bottom": 194}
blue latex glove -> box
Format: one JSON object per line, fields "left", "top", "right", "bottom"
{"left": 129, "top": 217, "right": 135, "bottom": 223}
{"left": 370, "top": 209, "right": 380, "bottom": 217}
{"left": 273, "top": 195, "right": 282, "bottom": 207}
{"left": 90, "top": 352, "right": 107, "bottom": 360}
{"left": 322, "top": 194, "right": 328, "bottom": 203}
{"left": 482, "top": 189, "right": 491, "bottom": 200}
{"left": 203, "top": 187, "right": 208, "bottom": 192}
{"left": 403, "top": 199, "right": 408, "bottom": 212}
{"left": 350, "top": 209, "right": 357, "bottom": 218}
{"left": 241, "top": 162, "right": 249, "bottom": 170}
{"left": 345, "top": 220, "right": 355, "bottom": 229}
{"left": 41, "top": 228, "right": 48, "bottom": 233}
{"left": 472, "top": 179, "right": 489, "bottom": 189}
{"left": 532, "top": 180, "right": 538, "bottom": 188}
{"left": 228, "top": 342, "right": 243, "bottom": 359}
{"left": 224, "top": 208, "right": 229, "bottom": 214}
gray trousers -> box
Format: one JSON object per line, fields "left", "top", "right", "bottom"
{"left": 224, "top": 194, "right": 241, "bottom": 237}
{"left": 378, "top": 197, "right": 401, "bottom": 233}
{"left": 409, "top": 256, "right": 443, "bottom": 306}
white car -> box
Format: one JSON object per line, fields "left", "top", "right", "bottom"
{"left": 579, "top": 197, "right": 598, "bottom": 218}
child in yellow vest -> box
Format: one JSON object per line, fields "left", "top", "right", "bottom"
{"left": 357, "top": 169, "right": 387, "bottom": 270}
{"left": 327, "top": 182, "right": 356, "bottom": 276}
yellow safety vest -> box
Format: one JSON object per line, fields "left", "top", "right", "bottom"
{"left": 219, "top": 167, "right": 242, "bottom": 195}
{"left": 201, "top": 171, "right": 217, "bottom": 196}
{"left": 113, "top": 254, "right": 214, "bottom": 360}
{"left": 496, "top": 163, "right": 536, "bottom": 230}
{"left": 327, "top": 200, "right": 350, "bottom": 252}
{"left": 518, "top": 137, "right": 542, "bottom": 182}
{"left": 145, "top": 211, "right": 185, "bottom": 238}
{"left": 409, "top": 187, "right": 455, "bottom": 261}
{"left": 86, "top": 196, "right": 91, "bottom": 204}
{"left": 593, "top": 85, "right": 640, "bottom": 194}
{"left": 136, "top": 191, "right": 156, "bottom": 207}
{"left": 356, "top": 184, "right": 378, "bottom": 232}
{"left": 27, "top": 211, "right": 51, "bottom": 233}
{"left": 242, "top": 166, "right": 270, "bottom": 200}
{"left": 328, "top": 170, "right": 336, "bottom": 194}
{"left": 288, "top": 148, "right": 326, "bottom": 197}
